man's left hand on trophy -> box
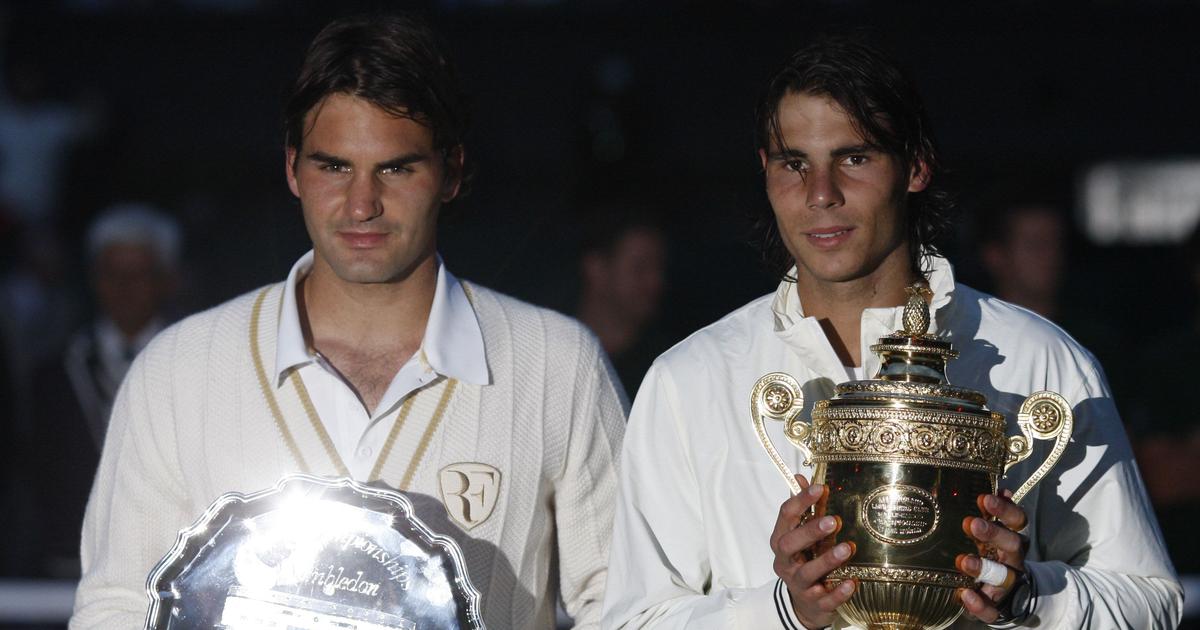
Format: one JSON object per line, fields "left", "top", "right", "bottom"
{"left": 954, "top": 489, "right": 1030, "bottom": 623}
{"left": 770, "top": 474, "right": 857, "bottom": 630}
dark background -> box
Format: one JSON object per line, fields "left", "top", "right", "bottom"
{"left": 7, "top": 1, "right": 1199, "bottom": 333}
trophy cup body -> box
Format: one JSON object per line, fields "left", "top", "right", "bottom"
{"left": 751, "top": 287, "right": 1072, "bottom": 630}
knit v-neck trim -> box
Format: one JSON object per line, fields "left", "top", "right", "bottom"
{"left": 249, "top": 285, "right": 458, "bottom": 487}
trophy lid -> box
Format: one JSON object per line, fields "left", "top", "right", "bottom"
{"left": 829, "top": 284, "right": 988, "bottom": 413}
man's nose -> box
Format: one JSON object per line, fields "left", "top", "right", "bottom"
{"left": 806, "top": 168, "right": 844, "bottom": 210}
{"left": 347, "top": 173, "right": 384, "bottom": 221}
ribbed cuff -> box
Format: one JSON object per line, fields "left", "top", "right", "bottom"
{"left": 775, "top": 578, "right": 831, "bottom": 630}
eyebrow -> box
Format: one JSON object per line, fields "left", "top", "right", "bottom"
{"left": 766, "top": 143, "right": 880, "bottom": 161}
{"left": 305, "top": 150, "right": 431, "bottom": 170}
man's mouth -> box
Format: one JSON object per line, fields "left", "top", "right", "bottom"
{"left": 809, "top": 229, "right": 849, "bottom": 239}
{"left": 805, "top": 227, "right": 854, "bottom": 247}
{"left": 339, "top": 231, "right": 388, "bottom": 248}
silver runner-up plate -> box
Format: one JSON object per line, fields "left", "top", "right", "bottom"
{"left": 144, "top": 474, "right": 485, "bottom": 629}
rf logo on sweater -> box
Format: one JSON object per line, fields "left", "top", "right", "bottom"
{"left": 439, "top": 463, "right": 501, "bottom": 530}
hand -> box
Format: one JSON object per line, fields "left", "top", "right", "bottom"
{"left": 955, "top": 490, "right": 1029, "bottom": 623}
{"left": 770, "top": 474, "right": 856, "bottom": 629}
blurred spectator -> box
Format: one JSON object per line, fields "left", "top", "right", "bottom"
{"left": 976, "top": 194, "right": 1136, "bottom": 385}
{"left": 980, "top": 203, "right": 1065, "bottom": 320}
{"left": 31, "top": 203, "right": 181, "bottom": 578}
{"left": 1131, "top": 221, "right": 1200, "bottom": 580}
{"left": 576, "top": 204, "right": 668, "bottom": 396}
{"left": 0, "top": 58, "right": 99, "bottom": 224}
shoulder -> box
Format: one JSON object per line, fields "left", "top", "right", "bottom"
{"left": 655, "top": 292, "right": 775, "bottom": 372}
{"left": 137, "top": 283, "right": 280, "bottom": 366}
{"left": 947, "top": 283, "right": 1105, "bottom": 392}
{"left": 463, "top": 281, "right": 601, "bottom": 354}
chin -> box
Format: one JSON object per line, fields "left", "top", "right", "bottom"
{"left": 326, "top": 259, "right": 401, "bottom": 285}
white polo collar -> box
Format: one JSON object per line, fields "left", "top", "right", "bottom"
{"left": 273, "top": 250, "right": 490, "bottom": 387}
{"left": 770, "top": 252, "right": 956, "bottom": 331}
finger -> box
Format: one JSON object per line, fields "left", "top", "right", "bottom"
{"left": 814, "top": 579, "right": 856, "bottom": 612}
{"left": 796, "top": 541, "right": 855, "bottom": 586}
{"left": 795, "top": 474, "right": 811, "bottom": 493}
{"left": 958, "top": 588, "right": 999, "bottom": 623}
{"left": 962, "top": 516, "right": 1023, "bottom": 555}
{"left": 955, "top": 554, "right": 1014, "bottom": 587}
{"left": 778, "top": 514, "right": 841, "bottom": 562}
{"left": 980, "top": 493, "right": 1027, "bottom": 532}
{"left": 772, "top": 483, "right": 825, "bottom": 546}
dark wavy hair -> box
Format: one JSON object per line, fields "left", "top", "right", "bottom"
{"left": 283, "top": 13, "right": 473, "bottom": 196}
{"left": 754, "top": 35, "right": 953, "bottom": 281}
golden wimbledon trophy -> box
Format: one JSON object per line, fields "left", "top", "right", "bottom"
{"left": 751, "top": 285, "right": 1072, "bottom": 630}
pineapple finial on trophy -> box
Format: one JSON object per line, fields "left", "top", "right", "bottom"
{"left": 901, "top": 283, "right": 934, "bottom": 338}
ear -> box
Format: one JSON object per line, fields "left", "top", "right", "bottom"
{"left": 758, "top": 148, "right": 769, "bottom": 173}
{"left": 907, "top": 158, "right": 931, "bottom": 193}
{"left": 441, "top": 145, "right": 465, "bottom": 202}
{"left": 285, "top": 147, "right": 301, "bottom": 198}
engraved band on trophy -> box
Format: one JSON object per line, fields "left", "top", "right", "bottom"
{"left": 144, "top": 475, "right": 486, "bottom": 629}
{"left": 751, "top": 285, "right": 1073, "bottom": 630}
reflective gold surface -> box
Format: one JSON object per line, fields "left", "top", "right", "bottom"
{"left": 751, "top": 284, "right": 1073, "bottom": 630}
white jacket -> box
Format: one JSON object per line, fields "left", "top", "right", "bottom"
{"left": 602, "top": 255, "right": 1181, "bottom": 629}
{"left": 72, "top": 279, "right": 627, "bottom": 630}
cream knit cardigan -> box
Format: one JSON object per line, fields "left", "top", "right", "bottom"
{"left": 70, "top": 280, "right": 627, "bottom": 629}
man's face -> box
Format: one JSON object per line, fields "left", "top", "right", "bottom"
{"left": 987, "top": 208, "right": 1064, "bottom": 298}
{"left": 584, "top": 226, "right": 666, "bottom": 324}
{"left": 93, "top": 243, "right": 172, "bottom": 336}
{"left": 286, "top": 93, "right": 461, "bottom": 286}
{"left": 759, "top": 91, "right": 927, "bottom": 288}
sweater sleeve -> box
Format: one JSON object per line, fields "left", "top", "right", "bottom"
{"left": 554, "top": 330, "right": 628, "bottom": 629}
{"left": 601, "top": 362, "right": 797, "bottom": 629}
{"left": 70, "top": 330, "right": 190, "bottom": 629}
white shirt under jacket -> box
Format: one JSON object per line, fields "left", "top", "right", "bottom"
{"left": 601, "top": 255, "right": 1182, "bottom": 629}
{"left": 274, "top": 252, "right": 490, "bottom": 478}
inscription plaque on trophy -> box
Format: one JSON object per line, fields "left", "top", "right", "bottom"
{"left": 144, "top": 475, "right": 485, "bottom": 629}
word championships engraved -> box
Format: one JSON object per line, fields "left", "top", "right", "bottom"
{"left": 337, "top": 533, "right": 412, "bottom": 587}
{"left": 861, "top": 484, "right": 940, "bottom": 545}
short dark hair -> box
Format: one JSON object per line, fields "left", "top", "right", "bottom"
{"left": 283, "top": 13, "right": 472, "bottom": 195}
{"left": 579, "top": 200, "right": 664, "bottom": 258}
{"left": 754, "top": 34, "right": 953, "bottom": 281}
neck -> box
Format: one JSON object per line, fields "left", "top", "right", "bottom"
{"left": 578, "top": 293, "right": 641, "bottom": 357}
{"left": 794, "top": 249, "right": 917, "bottom": 367}
{"left": 300, "top": 256, "right": 438, "bottom": 355}
{"left": 111, "top": 316, "right": 156, "bottom": 343}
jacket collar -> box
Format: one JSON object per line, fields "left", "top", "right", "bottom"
{"left": 769, "top": 253, "right": 957, "bottom": 381}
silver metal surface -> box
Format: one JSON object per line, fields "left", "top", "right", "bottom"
{"left": 144, "top": 475, "right": 485, "bottom": 629}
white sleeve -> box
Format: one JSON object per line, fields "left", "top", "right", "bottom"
{"left": 69, "top": 334, "right": 190, "bottom": 630}
{"left": 555, "top": 335, "right": 628, "bottom": 629}
{"left": 1021, "top": 377, "right": 1183, "bottom": 628}
{"left": 601, "top": 363, "right": 805, "bottom": 629}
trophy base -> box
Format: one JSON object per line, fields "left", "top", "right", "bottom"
{"left": 829, "top": 569, "right": 966, "bottom": 630}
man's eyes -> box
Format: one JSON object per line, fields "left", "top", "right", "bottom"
{"left": 315, "top": 163, "right": 413, "bottom": 175}
{"left": 781, "top": 155, "right": 868, "bottom": 172}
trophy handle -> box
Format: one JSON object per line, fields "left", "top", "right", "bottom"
{"left": 1004, "top": 391, "right": 1074, "bottom": 504}
{"left": 751, "top": 373, "right": 809, "bottom": 495}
